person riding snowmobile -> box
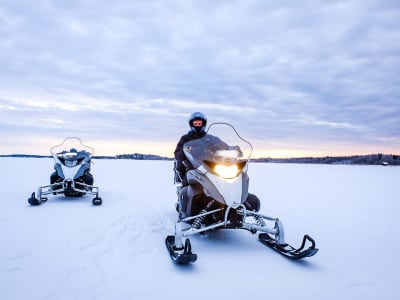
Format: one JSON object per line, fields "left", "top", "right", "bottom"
{"left": 174, "top": 112, "right": 207, "bottom": 185}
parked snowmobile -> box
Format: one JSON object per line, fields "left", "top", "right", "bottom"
{"left": 165, "top": 123, "right": 318, "bottom": 264}
{"left": 28, "top": 137, "right": 102, "bottom": 206}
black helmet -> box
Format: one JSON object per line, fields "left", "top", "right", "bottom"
{"left": 188, "top": 111, "right": 207, "bottom": 133}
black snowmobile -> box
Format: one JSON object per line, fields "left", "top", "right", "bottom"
{"left": 165, "top": 123, "right": 318, "bottom": 264}
{"left": 28, "top": 137, "right": 102, "bottom": 206}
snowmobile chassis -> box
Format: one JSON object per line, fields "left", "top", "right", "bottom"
{"left": 28, "top": 180, "right": 102, "bottom": 206}
{"left": 165, "top": 203, "right": 318, "bottom": 264}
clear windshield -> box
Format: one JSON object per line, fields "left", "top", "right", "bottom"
{"left": 50, "top": 137, "right": 94, "bottom": 160}
{"left": 183, "top": 123, "right": 253, "bottom": 166}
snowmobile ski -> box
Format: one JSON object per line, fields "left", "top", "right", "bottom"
{"left": 165, "top": 235, "right": 197, "bottom": 264}
{"left": 259, "top": 233, "right": 318, "bottom": 259}
{"left": 28, "top": 192, "right": 47, "bottom": 206}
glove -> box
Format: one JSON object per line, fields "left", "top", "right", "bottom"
{"left": 183, "top": 160, "right": 193, "bottom": 169}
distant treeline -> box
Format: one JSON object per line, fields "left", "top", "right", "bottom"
{"left": 0, "top": 153, "right": 172, "bottom": 160}
{"left": 0, "top": 154, "right": 52, "bottom": 158}
{"left": 114, "top": 153, "right": 173, "bottom": 160}
{"left": 252, "top": 153, "right": 400, "bottom": 166}
{"left": 1, "top": 153, "right": 399, "bottom": 165}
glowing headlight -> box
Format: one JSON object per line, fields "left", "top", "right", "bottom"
{"left": 214, "top": 164, "right": 239, "bottom": 179}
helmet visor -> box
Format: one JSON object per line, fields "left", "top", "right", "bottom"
{"left": 192, "top": 119, "right": 203, "bottom": 127}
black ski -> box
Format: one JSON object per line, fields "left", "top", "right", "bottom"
{"left": 259, "top": 233, "right": 318, "bottom": 259}
{"left": 28, "top": 192, "right": 47, "bottom": 206}
{"left": 165, "top": 235, "right": 197, "bottom": 264}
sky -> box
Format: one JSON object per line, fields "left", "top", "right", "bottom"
{"left": 1, "top": 0, "right": 399, "bottom": 158}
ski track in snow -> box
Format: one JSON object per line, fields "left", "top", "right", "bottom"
{"left": 0, "top": 158, "right": 400, "bottom": 300}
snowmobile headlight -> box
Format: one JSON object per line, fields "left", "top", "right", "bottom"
{"left": 214, "top": 164, "right": 239, "bottom": 179}
{"left": 64, "top": 152, "right": 77, "bottom": 159}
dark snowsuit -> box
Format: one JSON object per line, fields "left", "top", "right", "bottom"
{"left": 174, "top": 130, "right": 206, "bottom": 184}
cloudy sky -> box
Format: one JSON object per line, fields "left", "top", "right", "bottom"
{"left": 1, "top": 0, "right": 399, "bottom": 158}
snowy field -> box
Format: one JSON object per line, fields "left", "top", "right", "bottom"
{"left": 1, "top": 157, "right": 399, "bottom": 300}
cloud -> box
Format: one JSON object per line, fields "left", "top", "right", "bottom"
{"left": 0, "top": 0, "right": 399, "bottom": 156}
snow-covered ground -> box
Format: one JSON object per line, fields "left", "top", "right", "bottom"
{"left": 1, "top": 157, "right": 399, "bottom": 300}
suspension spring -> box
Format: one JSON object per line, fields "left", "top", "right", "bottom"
{"left": 253, "top": 214, "right": 266, "bottom": 227}
{"left": 192, "top": 209, "right": 207, "bottom": 229}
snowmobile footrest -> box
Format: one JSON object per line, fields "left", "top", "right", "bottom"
{"left": 259, "top": 233, "right": 318, "bottom": 259}
{"left": 165, "top": 235, "right": 197, "bottom": 264}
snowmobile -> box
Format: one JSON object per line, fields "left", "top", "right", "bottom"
{"left": 165, "top": 123, "right": 318, "bottom": 264}
{"left": 28, "top": 137, "right": 102, "bottom": 206}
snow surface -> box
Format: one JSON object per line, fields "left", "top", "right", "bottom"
{"left": 1, "top": 157, "right": 399, "bottom": 300}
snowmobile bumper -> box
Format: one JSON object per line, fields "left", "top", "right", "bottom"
{"left": 28, "top": 180, "right": 102, "bottom": 205}
{"left": 177, "top": 205, "right": 284, "bottom": 239}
